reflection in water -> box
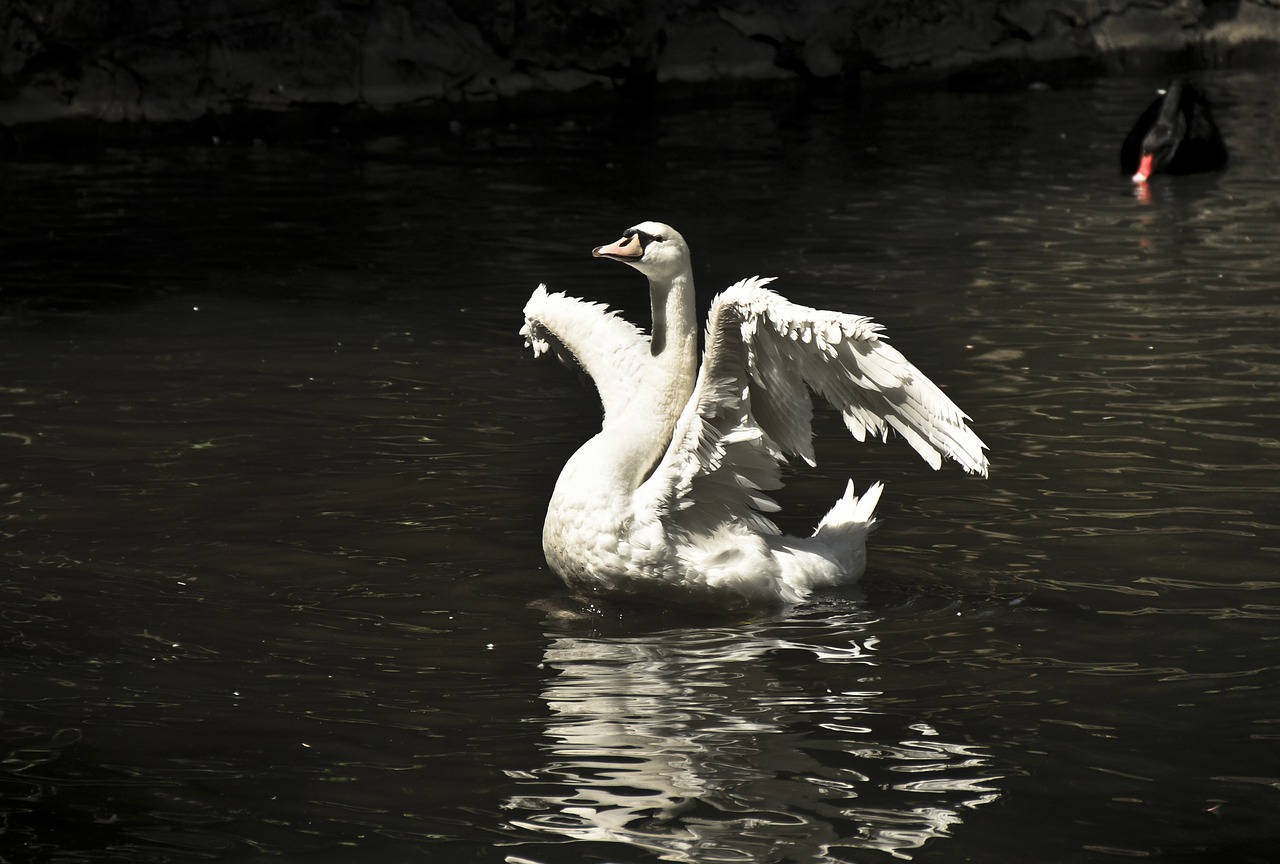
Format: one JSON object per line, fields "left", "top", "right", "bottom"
{"left": 505, "top": 613, "right": 1000, "bottom": 861}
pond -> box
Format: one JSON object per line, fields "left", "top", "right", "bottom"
{"left": 1, "top": 69, "right": 1277, "bottom": 862}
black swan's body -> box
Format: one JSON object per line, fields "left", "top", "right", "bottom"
{"left": 1120, "top": 81, "right": 1227, "bottom": 182}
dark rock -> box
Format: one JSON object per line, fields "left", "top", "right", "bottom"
{"left": 1, "top": 0, "right": 1279, "bottom": 149}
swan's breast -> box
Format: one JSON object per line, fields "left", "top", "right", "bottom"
{"left": 541, "top": 438, "right": 637, "bottom": 587}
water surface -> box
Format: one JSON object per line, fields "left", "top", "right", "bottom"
{"left": 1, "top": 70, "right": 1278, "bottom": 862}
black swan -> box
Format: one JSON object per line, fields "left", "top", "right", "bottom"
{"left": 1121, "top": 80, "right": 1227, "bottom": 182}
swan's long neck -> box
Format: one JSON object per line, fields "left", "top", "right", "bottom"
{"left": 551, "top": 262, "right": 699, "bottom": 513}
{"left": 647, "top": 267, "right": 698, "bottom": 420}
{"left": 651, "top": 268, "right": 696, "bottom": 357}
{"left": 582, "top": 266, "right": 697, "bottom": 494}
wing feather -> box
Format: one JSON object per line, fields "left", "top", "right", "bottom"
{"left": 630, "top": 273, "right": 988, "bottom": 554}
{"left": 635, "top": 294, "right": 785, "bottom": 539}
{"left": 521, "top": 284, "right": 651, "bottom": 423}
{"left": 721, "top": 276, "right": 989, "bottom": 477}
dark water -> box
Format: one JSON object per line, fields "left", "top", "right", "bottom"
{"left": 2, "top": 70, "right": 1278, "bottom": 862}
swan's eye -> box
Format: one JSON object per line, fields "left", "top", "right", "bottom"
{"left": 636, "top": 230, "right": 662, "bottom": 244}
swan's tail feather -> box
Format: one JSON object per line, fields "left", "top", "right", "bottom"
{"left": 812, "top": 480, "right": 883, "bottom": 576}
{"left": 816, "top": 480, "right": 882, "bottom": 534}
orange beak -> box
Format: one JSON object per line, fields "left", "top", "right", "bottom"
{"left": 1132, "top": 153, "right": 1155, "bottom": 183}
{"left": 592, "top": 233, "right": 644, "bottom": 260}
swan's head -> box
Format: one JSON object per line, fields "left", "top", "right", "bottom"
{"left": 592, "top": 221, "right": 690, "bottom": 283}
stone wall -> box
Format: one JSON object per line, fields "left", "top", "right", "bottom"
{"left": 2, "top": 0, "right": 1278, "bottom": 146}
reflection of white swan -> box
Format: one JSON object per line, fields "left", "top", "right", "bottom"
{"left": 503, "top": 617, "right": 1001, "bottom": 862}
{"left": 522, "top": 221, "right": 987, "bottom": 609}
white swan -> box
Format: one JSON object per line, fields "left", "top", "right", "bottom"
{"left": 521, "top": 221, "right": 987, "bottom": 609}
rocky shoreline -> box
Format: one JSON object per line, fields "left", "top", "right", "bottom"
{"left": 3, "top": 0, "right": 1278, "bottom": 153}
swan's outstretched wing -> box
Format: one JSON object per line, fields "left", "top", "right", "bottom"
{"left": 639, "top": 275, "right": 988, "bottom": 536}
{"left": 522, "top": 284, "right": 651, "bottom": 423}
{"left": 727, "top": 276, "right": 989, "bottom": 475}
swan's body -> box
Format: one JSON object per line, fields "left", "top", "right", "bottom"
{"left": 522, "top": 222, "right": 987, "bottom": 609}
